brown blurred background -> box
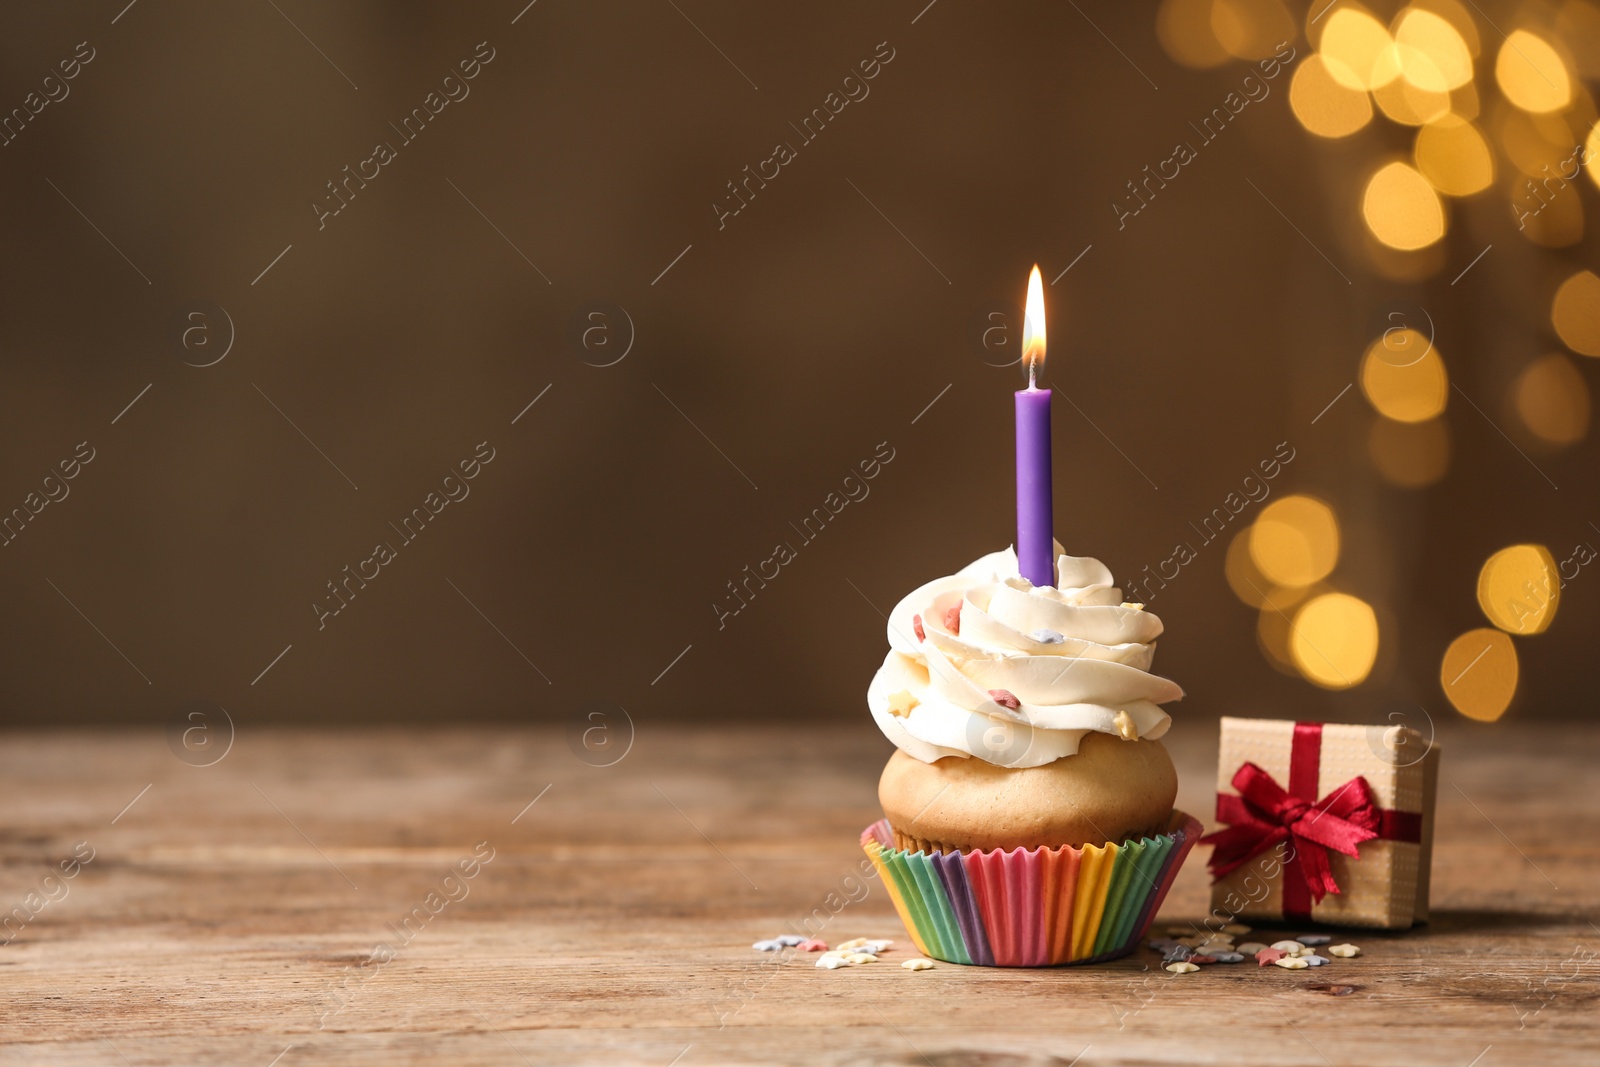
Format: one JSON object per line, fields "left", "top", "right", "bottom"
{"left": 0, "top": 0, "right": 1594, "bottom": 733}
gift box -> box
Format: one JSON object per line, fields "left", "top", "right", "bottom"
{"left": 1201, "top": 718, "right": 1439, "bottom": 929}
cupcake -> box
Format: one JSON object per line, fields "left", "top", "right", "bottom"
{"left": 860, "top": 543, "right": 1201, "bottom": 966}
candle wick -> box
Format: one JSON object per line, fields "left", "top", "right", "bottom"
{"left": 1027, "top": 357, "right": 1037, "bottom": 390}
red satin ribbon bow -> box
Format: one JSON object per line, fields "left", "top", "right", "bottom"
{"left": 1201, "top": 722, "right": 1424, "bottom": 920}
{"left": 1201, "top": 762, "right": 1381, "bottom": 905}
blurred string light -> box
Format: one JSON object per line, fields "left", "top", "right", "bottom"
{"left": 1290, "top": 55, "right": 1374, "bottom": 137}
{"left": 1449, "top": 81, "right": 1481, "bottom": 120}
{"left": 1228, "top": 496, "right": 1378, "bottom": 689}
{"left": 1439, "top": 540, "right": 1565, "bottom": 718}
{"left": 1256, "top": 601, "right": 1299, "bottom": 674}
{"left": 1211, "top": 0, "right": 1297, "bottom": 60}
{"left": 1562, "top": 0, "right": 1600, "bottom": 80}
{"left": 1553, "top": 270, "right": 1600, "bottom": 356}
{"left": 1225, "top": 528, "right": 1308, "bottom": 609}
{"left": 1519, "top": 179, "right": 1586, "bottom": 247}
{"left": 1370, "top": 8, "right": 1474, "bottom": 125}
{"left": 1228, "top": 529, "right": 1315, "bottom": 676}
{"left": 1363, "top": 161, "right": 1447, "bottom": 248}
{"left": 1440, "top": 628, "right": 1519, "bottom": 721}
{"left": 1360, "top": 328, "right": 1449, "bottom": 420}
{"left": 1367, "top": 416, "right": 1450, "bottom": 486}
{"left": 1478, "top": 544, "right": 1560, "bottom": 635}
{"left": 1317, "top": 7, "right": 1396, "bottom": 90}
{"left": 1157, "top": 0, "right": 1298, "bottom": 67}
{"left": 1515, "top": 354, "right": 1591, "bottom": 444}
{"left": 1393, "top": 8, "right": 1474, "bottom": 89}
{"left": 1249, "top": 494, "right": 1340, "bottom": 586}
{"left": 1497, "top": 109, "right": 1573, "bottom": 177}
{"left": 1156, "top": 0, "right": 1234, "bottom": 68}
{"left": 1494, "top": 30, "right": 1572, "bottom": 113}
{"left": 1155, "top": 0, "right": 1596, "bottom": 709}
{"left": 1289, "top": 0, "right": 1592, "bottom": 252}
{"left": 1373, "top": 64, "right": 1453, "bottom": 125}
{"left": 1414, "top": 115, "right": 1494, "bottom": 195}
{"left": 1290, "top": 592, "right": 1380, "bottom": 689}
{"left": 1589, "top": 120, "right": 1600, "bottom": 188}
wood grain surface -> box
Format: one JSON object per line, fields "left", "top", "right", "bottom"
{"left": 0, "top": 719, "right": 1595, "bottom": 1065}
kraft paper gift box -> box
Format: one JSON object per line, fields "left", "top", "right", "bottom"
{"left": 1202, "top": 717, "right": 1439, "bottom": 930}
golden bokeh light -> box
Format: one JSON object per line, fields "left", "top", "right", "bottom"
{"left": 1568, "top": 82, "right": 1600, "bottom": 132}
{"left": 1500, "top": 109, "right": 1579, "bottom": 178}
{"left": 1495, "top": 30, "right": 1572, "bottom": 113}
{"left": 1360, "top": 328, "right": 1448, "bottom": 422}
{"left": 1410, "top": 0, "right": 1481, "bottom": 57}
{"left": 1211, "top": 0, "right": 1297, "bottom": 61}
{"left": 1321, "top": 8, "right": 1398, "bottom": 89}
{"left": 1362, "top": 162, "right": 1446, "bottom": 249}
{"left": 1250, "top": 495, "right": 1340, "bottom": 587}
{"left": 1588, "top": 121, "right": 1600, "bottom": 190}
{"left": 1561, "top": 0, "right": 1600, "bottom": 78}
{"left": 1227, "top": 528, "right": 1271, "bottom": 607}
{"left": 1290, "top": 592, "right": 1380, "bottom": 689}
{"left": 1478, "top": 544, "right": 1560, "bottom": 635}
{"left": 1414, "top": 116, "right": 1494, "bottom": 195}
{"left": 1531, "top": 107, "right": 1583, "bottom": 150}
{"left": 1157, "top": 0, "right": 1232, "bottom": 69}
{"left": 1552, "top": 270, "right": 1600, "bottom": 356}
{"left": 1257, "top": 603, "right": 1299, "bottom": 674}
{"left": 1393, "top": 8, "right": 1474, "bottom": 90}
{"left": 1449, "top": 80, "right": 1480, "bottom": 120}
{"left": 1364, "top": 235, "right": 1447, "bottom": 282}
{"left": 1367, "top": 415, "right": 1450, "bottom": 487}
{"left": 1226, "top": 529, "right": 1312, "bottom": 610}
{"left": 1519, "top": 181, "right": 1585, "bottom": 247}
{"left": 1515, "top": 354, "right": 1591, "bottom": 445}
{"left": 1290, "top": 55, "right": 1375, "bottom": 137}
{"left": 1371, "top": 60, "right": 1453, "bottom": 125}
{"left": 1440, "top": 628, "right": 1519, "bottom": 722}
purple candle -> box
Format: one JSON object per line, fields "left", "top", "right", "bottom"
{"left": 1015, "top": 265, "right": 1054, "bottom": 587}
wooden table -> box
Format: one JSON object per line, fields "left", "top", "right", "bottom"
{"left": 1, "top": 720, "right": 1595, "bottom": 1065}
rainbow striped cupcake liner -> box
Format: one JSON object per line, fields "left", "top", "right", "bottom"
{"left": 861, "top": 811, "right": 1203, "bottom": 966}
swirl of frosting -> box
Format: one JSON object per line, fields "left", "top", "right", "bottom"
{"left": 867, "top": 544, "right": 1183, "bottom": 768}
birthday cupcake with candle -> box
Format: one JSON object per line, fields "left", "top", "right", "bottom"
{"left": 860, "top": 267, "right": 1202, "bottom": 967}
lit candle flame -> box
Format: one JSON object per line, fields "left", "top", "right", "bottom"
{"left": 1022, "top": 264, "right": 1046, "bottom": 387}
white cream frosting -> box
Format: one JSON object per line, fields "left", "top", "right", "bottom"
{"left": 867, "top": 544, "right": 1182, "bottom": 768}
